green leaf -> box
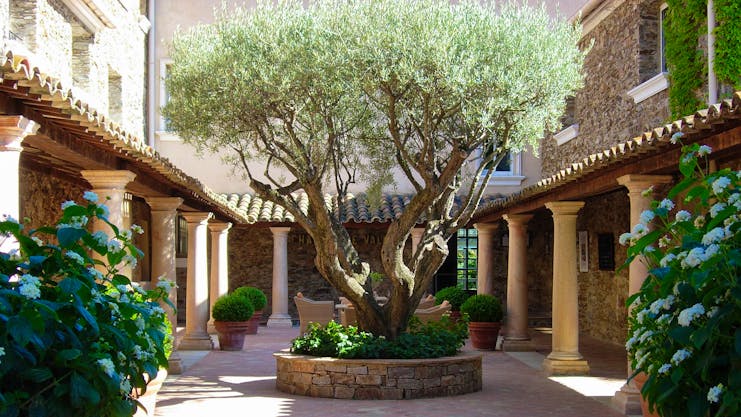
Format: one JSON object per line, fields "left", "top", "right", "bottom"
{"left": 691, "top": 325, "right": 711, "bottom": 348}
{"left": 8, "top": 316, "right": 34, "bottom": 347}
{"left": 70, "top": 372, "right": 100, "bottom": 406}
{"left": 28, "top": 256, "right": 46, "bottom": 266}
{"left": 735, "top": 328, "right": 741, "bottom": 355}
{"left": 668, "top": 177, "right": 696, "bottom": 200}
{"left": 687, "top": 391, "right": 707, "bottom": 417}
{"left": 57, "top": 227, "right": 86, "bottom": 247}
{"left": 57, "top": 349, "right": 82, "bottom": 362}
{"left": 72, "top": 297, "right": 99, "bottom": 334}
{"left": 58, "top": 277, "right": 83, "bottom": 294}
{"left": 62, "top": 205, "right": 87, "bottom": 217}
{"left": 668, "top": 326, "right": 692, "bottom": 344}
{"left": 22, "top": 367, "right": 53, "bottom": 383}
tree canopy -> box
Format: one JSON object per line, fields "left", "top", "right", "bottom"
{"left": 164, "top": 0, "right": 585, "bottom": 339}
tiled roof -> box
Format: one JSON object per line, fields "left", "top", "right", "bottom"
{"left": 221, "top": 192, "right": 505, "bottom": 224}
{"left": 474, "top": 92, "right": 741, "bottom": 220}
{"left": 0, "top": 50, "right": 248, "bottom": 223}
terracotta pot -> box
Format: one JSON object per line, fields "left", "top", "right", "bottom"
{"left": 133, "top": 368, "right": 168, "bottom": 417}
{"left": 633, "top": 372, "right": 661, "bottom": 417}
{"left": 246, "top": 310, "right": 263, "bottom": 335}
{"left": 214, "top": 320, "right": 250, "bottom": 351}
{"left": 468, "top": 321, "right": 501, "bottom": 350}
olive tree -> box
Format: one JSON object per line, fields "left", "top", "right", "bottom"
{"left": 164, "top": 0, "right": 584, "bottom": 339}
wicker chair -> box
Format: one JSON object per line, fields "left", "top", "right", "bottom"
{"left": 294, "top": 293, "right": 335, "bottom": 334}
{"left": 414, "top": 300, "right": 451, "bottom": 324}
{"left": 337, "top": 297, "right": 358, "bottom": 327}
{"left": 417, "top": 294, "right": 436, "bottom": 310}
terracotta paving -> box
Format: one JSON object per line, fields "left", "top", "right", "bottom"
{"left": 155, "top": 327, "right": 634, "bottom": 417}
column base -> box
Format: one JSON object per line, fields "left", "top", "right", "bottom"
{"left": 168, "top": 351, "right": 183, "bottom": 375}
{"left": 178, "top": 334, "right": 214, "bottom": 350}
{"left": 502, "top": 338, "right": 536, "bottom": 352}
{"left": 542, "top": 357, "right": 590, "bottom": 376}
{"left": 612, "top": 382, "right": 643, "bottom": 415}
{"left": 207, "top": 320, "right": 217, "bottom": 335}
{"left": 267, "top": 315, "right": 293, "bottom": 328}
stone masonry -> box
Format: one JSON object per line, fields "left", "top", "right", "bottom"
{"left": 275, "top": 351, "right": 483, "bottom": 400}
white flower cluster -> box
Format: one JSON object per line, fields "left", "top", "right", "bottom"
{"left": 658, "top": 363, "right": 671, "bottom": 374}
{"left": 56, "top": 215, "right": 89, "bottom": 230}
{"left": 671, "top": 348, "right": 692, "bottom": 365}
{"left": 97, "top": 358, "right": 115, "bottom": 377}
{"left": 92, "top": 231, "right": 108, "bottom": 247}
{"left": 677, "top": 303, "right": 705, "bottom": 327}
{"left": 156, "top": 279, "right": 176, "bottom": 293}
{"left": 65, "top": 251, "right": 86, "bottom": 266}
{"left": 707, "top": 383, "right": 725, "bottom": 403}
{"left": 61, "top": 200, "right": 76, "bottom": 210}
{"left": 19, "top": 274, "right": 41, "bottom": 299}
{"left": 83, "top": 191, "right": 99, "bottom": 203}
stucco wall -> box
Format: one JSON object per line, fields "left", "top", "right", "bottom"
{"left": 540, "top": 0, "right": 671, "bottom": 178}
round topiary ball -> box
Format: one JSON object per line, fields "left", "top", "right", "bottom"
{"left": 434, "top": 286, "right": 471, "bottom": 311}
{"left": 460, "top": 294, "right": 503, "bottom": 322}
{"left": 212, "top": 294, "right": 254, "bottom": 322}
{"left": 232, "top": 286, "right": 268, "bottom": 311}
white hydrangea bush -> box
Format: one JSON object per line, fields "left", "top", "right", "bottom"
{"left": 621, "top": 141, "right": 740, "bottom": 417}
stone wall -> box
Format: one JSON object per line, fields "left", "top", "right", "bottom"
{"left": 540, "top": 0, "right": 671, "bottom": 178}
{"left": 576, "top": 191, "right": 631, "bottom": 345}
{"left": 228, "top": 226, "right": 389, "bottom": 321}
{"left": 19, "top": 165, "right": 85, "bottom": 230}
{"left": 521, "top": 210, "right": 554, "bottom": 323}
{"left": 4, "top": 0, "right": 147, "bottom": 137}
{"left": 275, "top": 351, "right": 483, "bottom": 400}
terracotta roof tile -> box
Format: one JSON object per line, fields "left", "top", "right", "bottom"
{"left": 0, "top": 49, "right": 248, "bottom": 223}
{"left": 475, "top": 92, "right": 741, "bottom": 218}
{"left": 221, "top": 192, "right": 505, "bottom": 224}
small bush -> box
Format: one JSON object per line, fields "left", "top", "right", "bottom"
{"left": 460, "top": 294, "right": 503, "bottom": 322}
{"left": 434, "top": 286, "right": 471, "bottom": 311}
{"left": 212, "top": 294, "right": 254, "bottom": 322}
{"left": 231, "top": 286, "right": 267, "bottom": 311}
{"left": 291, "top": 318, "right": 467, "bottom": 359}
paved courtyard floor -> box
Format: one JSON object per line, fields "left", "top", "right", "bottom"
{"left": 155, "top": 327, "right": 637, "bottom": 417}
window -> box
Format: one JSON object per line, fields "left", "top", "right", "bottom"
{"left": 157, "top": 59, "right": 179, "bottom": 141}
{"left": 479, "top": 147, "right": 525, "bottom": 186}
{"left": 456, "top": 228, "right": 477, "bottom": 291}
{"left": 176, "top": 215, "right": 187, "bottom": 257}
{"left": 628, "top": 1, "right": 669, "bottom": 104}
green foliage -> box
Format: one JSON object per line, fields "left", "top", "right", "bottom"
{"left": 212, "top": 294, "right": 254, "bottom": 322}
{"left": 622, "top": 137, "right": 740, "bottom": 417}
{"left": 434, "top": 286, "right": 470, "bottom": 311}
{"left": 231, "top": 286, "right": 267, "bottom": 311}
{"left": 665, "top": 0, "right": 706, "bottom": 118}
{"left": 715, "top": 0, "right": 741, "bottom": 91}
{"left": 291, "top": 318, "right": 467, "bottom": 359}
{"left": 460, "top": 294, "right": 503, "bottom": 322}
{"left": 0, "top": 195, "right": 173, "bottom": 417}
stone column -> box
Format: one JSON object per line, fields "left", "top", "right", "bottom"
{"left": 178, "top": 212, "right": 214, "bottom": 350}
{"left": 267, "top": 227, "right": 293, "bottom": 328}
{"left": 208, "top": 222, "right": 232, "bottom": 334}
{"left": 502, "top": 214, "right": 535, "bottom": 352}
{"left": 474, "top": 223, "right": 498, "bottom": 295}
{"left": 612, "top": 175, "right": 672, "bottom": 414}
{"left": 146, "top": 196, "right": 183, "bottom": 373}
{"left": 0, "top": 116, "right": 38, "bottom": 253}
{"left": 543, "top": 201, "right": 589, "bottom": 375}
{"left": 80, "top": 170, "right": 136, "bottom": 232}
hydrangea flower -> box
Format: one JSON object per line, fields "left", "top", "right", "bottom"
{"left": 711, "top": 176, "right": 731, "bottom": 195}
{"left": 107, "top": 239, "right": 122, "bottom": 253}
{"left": 156, "top": 279, "right": 175, "bottom": 293}
{"left": 92, "top": 231, "right": 108, "bottom": 247}
{"left": 697, "top": 145, "right": 712, "bottom": 156}
{"left": 619, "top": 232, "right": 633, "bottom": 245}
{"left": 97, "top": 358, "right": 115, "bottom": 377}
{"left": 710, "top": 203, "right": 726, "bottom": 218}
{"left": 702, "top": 227, "right": 726, "bottom": 245}
{"left": 83, "top": 191, "right": 99, "bottom": 203}
{"left": 131, "top": 224, "right": 144, "bottom": 235}
{"left": 678, "top": 304, "right": 705, "bottom": 327}
{"left": 658, "top": 363, "right": 671, "bottom": 375}
{"left": 675, "top": 210, "right": 691, "bottom": 222}
{"left": 658, "top": 199, "right": 675, "bottom": 211}
{"left": 632, "top": 223, "right": 648, "bottom": 238}
{"left": 61, "top": 200, "right": 76, "bottom": 209}
{"left": 640, "top": 210, "right": 655, "bottom": 225}
{"left": 671, "top": 348, "right": 692, "bottom": 365}
{"left": 682, "top": 247, "right": 706, "bottom": 268}
{"left": 65, "top": 251, "right": 85, "bottom": 265}
{"left": 707, "top": 384, "right": 724, "bottom": 403}
{"left": 670, "top": 131, "right": 684, "bottom": 144}
{"left": 19, "top": 274, "right": 41, "bottom": 299}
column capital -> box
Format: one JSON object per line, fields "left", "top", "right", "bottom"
{"left": 146, "top": 196, "right": 183, "bottom": 211}
{"left": 473, "top": 222, "right": 498, "bottom": 234}
{"left": 80, "top": 170, "right": 136, "bottom": 189}
{"left": 181, "top": 211, "right": 213, "bottom": 224}
{"left": 545, "top": 201, "right": 585, "bottom": 215}
{"left": 208, "top": 222, "right": 232, "bottom": 233}
{"left": 617, "top": 174, "right": 673, "bottom": 194}
{"left": 503, "top": 214, "right": 533, "bottom": 226}
{"left": 0, "top": 116, "right": 39, "bottom": 151}
{"left": 270, "top": 226, "right": 291, "bottom": 236}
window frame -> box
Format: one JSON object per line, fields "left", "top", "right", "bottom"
{"left": 456, "top": 228, "right": 478, "bottom": 291}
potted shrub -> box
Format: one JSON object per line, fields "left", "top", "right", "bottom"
{"left": 434, "top": 286, "right": 471, "bottom": 321}
{"left": 212, "top": 293, "right": 254, "bottom": 351}
{"left": 460, "top": 294, "right": 503, "bottom": 350}
{"left": 232, "top": 286, "right": 267, "bottom": 334}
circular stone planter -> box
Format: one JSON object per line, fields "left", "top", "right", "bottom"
{"left": 274, "top": 350, "right": 482, "bottom": 400}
